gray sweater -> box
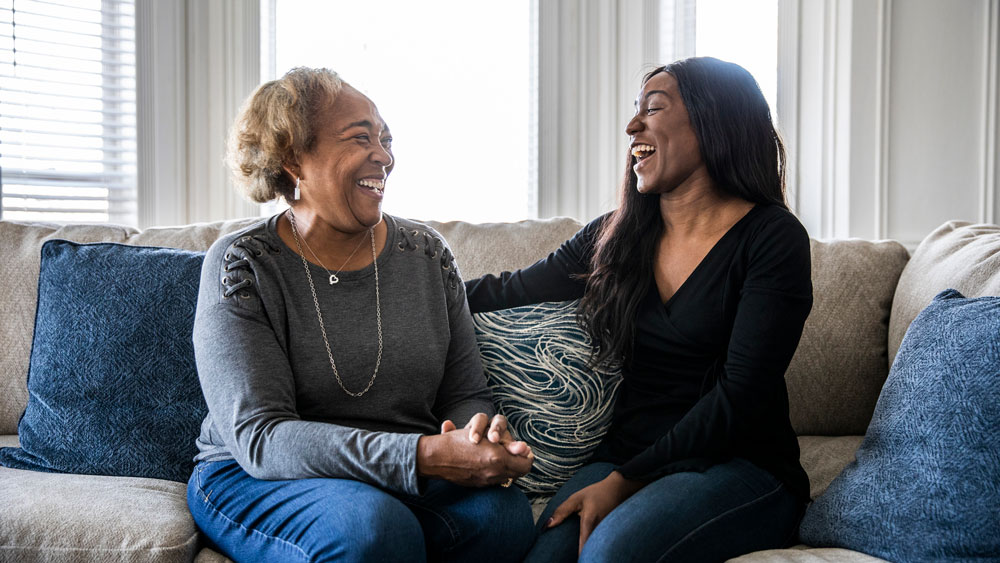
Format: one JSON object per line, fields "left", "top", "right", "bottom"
{"left": 192, "top": 213, "right": 494, "bottom": 495}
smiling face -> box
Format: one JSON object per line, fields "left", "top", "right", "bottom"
{"left": 291, "top": 86, "right": 394, "bottom": 232}
{"left": 626, "top": 71, "right": 709, "bottom": 195}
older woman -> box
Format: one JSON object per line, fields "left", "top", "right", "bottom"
{"left": 466, "top": 57, "right": 812, "bottom": 561}
{"left": 186, "top": 67, "right": 535, "bottom": 563}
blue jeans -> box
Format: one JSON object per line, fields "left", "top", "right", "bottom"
{"left": 526, "top": 459, "right": 802, "bottom": 563}
{"left": 187, "top": 459, "right": 535, "bottom": 562}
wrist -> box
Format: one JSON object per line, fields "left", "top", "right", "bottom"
{"left": 416, "top": 435, "right": 438, "bottom": 478}
{"left": 608, "top": 470, "right": 646, "bottom": 496}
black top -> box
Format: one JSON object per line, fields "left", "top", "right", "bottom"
{"left": 465, "top": 204, "right": 812, "bottom": 502}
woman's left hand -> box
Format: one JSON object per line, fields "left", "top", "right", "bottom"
{"left": 441, "top": 414, "right": 533, "bottom": 458}
{"left": 545, "top": 471, "right": 645, "bottom": 555}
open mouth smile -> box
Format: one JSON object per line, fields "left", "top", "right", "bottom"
{"left": 358, "top": 178, "right": 385, "bottom": 196}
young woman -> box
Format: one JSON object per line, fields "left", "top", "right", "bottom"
{"left": 466, "top": 57, "right": 813, "bottom": 562}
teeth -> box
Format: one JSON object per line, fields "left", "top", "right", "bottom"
{"left": 631, "top": 144, "right": 656, "bottom": 158}
{"left": 358, "top": 179, "right": 385, "bottom": 192}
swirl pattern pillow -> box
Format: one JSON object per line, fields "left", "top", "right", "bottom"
{"left": 799, "top": 289, "right": 1000, "bottom": 561}
{"left": 472, "top": 300, "right": 622, "bottom": 498}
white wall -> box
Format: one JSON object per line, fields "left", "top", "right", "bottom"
{"left": 783, "top": 0, "right": 1000, "bottom": 247}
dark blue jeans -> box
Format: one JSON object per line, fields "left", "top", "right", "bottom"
{"left": 526, "top": 459, "right": 802, "bottom": 563}
{"left": 187, "top": 459, "right": 535, "bottom": 562}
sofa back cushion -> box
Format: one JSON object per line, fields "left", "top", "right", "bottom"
{"left": 784, "top": 239, "right": 909, "bottom": 435}
{"left": 0, "top": 219, "right": 260, "bottom": 435}
{"left": 424, "top": 217, "right": 584, "bottom": 280}
{"left": 889, "top": 221, "right": 1000, "bottom": 366}
{"left": 0, "top": 240, "right": 208, "bottom": 482}
{"left": 1, "top": 215, "right": 910, "bottom": 440}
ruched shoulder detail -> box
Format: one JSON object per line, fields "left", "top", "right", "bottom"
{"left": 394, "top": 223, "right": 460, "bottom": 291}
{"left": 218, "top": 232, "right": 281, "bottom": 312}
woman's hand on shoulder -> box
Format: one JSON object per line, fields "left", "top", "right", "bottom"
{"left": 546, "top": 471, "right": 645, "bottom": 555}
{"left": 416, "top": 421, "right": 532, "bottom": 487}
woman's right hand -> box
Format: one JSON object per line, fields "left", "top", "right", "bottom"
{"left": 415, "top": 427, "right": 532, "bottom": 487}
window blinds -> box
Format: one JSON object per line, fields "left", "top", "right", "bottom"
{"left": 0, "top": 0, "right": 136, "bottom": 225}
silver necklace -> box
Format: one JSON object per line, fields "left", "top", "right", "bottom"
{"left": 288, "top": 210, "right": 383, "bottom": 397}
{"left": 295, "top": 224, "right": 369, "bottom": 285}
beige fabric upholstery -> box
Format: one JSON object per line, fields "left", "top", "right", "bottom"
{"left": 784, "top": 239, "right": 909, "bottom": 436}
{"left": 0, "top": 467, "right": 198, "bottom": 562}
{"left": 424, "top": 217, "right": 583, "bottom": 280}
{"left": 0, "top": 434, "right": 19, "bottom": 448}
{"left": 888, "top": 221, "right": 1000, "bottom": 365}
{"left": 728, "top": 547, "right": 889, "bottom": 562}
{"left": 0, "top": 219, "right": 260, "bottom": 434}
{"left": 192, "top": 549, "right": 233, "bottom": 563}
{"left": 797, "top": 435, "right": 863, "bottom": 500}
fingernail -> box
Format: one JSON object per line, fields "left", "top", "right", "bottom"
{"left": 546, "top": 518, "right": 554, "bottom": 527}
{"left": 471, "top": 433, "right": 480, "bottom": 442}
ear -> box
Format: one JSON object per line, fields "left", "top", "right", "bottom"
{"left": 281, "top": 160, "right": 301, "bottom": 181}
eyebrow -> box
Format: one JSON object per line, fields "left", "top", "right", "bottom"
{"left": 634, "top": 89, "right": 670, "bottom": 108}
{"left": 338, "top": 120, "right": 375, "bottom": 134}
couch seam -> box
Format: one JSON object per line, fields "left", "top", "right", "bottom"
{"left": 0, "top": 534, "right": 198, "bottom": 552}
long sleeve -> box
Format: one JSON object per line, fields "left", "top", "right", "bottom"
{"left": 428, "top": 232, "right": 496, "bottom": 426}
{"left": 193, "top": 236, "right": 423, "bottom": 494}
{"left": 616, "top": 213, "right": 812, "bottom": 486}
{"left": 464, "top": 215, "right": 607, "bottom": 313}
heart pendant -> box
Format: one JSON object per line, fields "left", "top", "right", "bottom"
{"left": 329, "top": 274, "right": 339, "bottom": 285}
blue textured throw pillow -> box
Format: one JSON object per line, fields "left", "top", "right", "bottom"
{"left": 0, "top": 240, "right": 207, "bottom": 483}
{"left": 472, "top": 300, "right": 622, "bottom": 498}
{"left": 799, "top": 289, "right": 1000, "bottom": 561}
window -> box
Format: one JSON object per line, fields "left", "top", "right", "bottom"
{"left": 694, "top": 0, "right": 778, "bottom": 114}
{"left": 271, "top": 0, "right": 532, "bottom": 223}
{"left": 0, "top": 0, "right": 136, "bottom": 225}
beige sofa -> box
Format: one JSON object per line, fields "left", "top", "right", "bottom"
{"left": 1, "top": 215, "right": 997, "bottom": 563}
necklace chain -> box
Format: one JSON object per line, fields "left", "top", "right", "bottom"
{"left": 296, "top": 223, "right": 368, "bottom": 285}
{"left": 288, "top": 210, "right": 382, "bottom": 398}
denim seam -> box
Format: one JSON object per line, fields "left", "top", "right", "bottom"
{"left": 654, "top": 482, "right": 786, "bottom": 563}
{"left": 194, "top": 466, "right": 312, "bottom": 562}
{"left": 400, "top": 499, "right": 463, "bottom": 552}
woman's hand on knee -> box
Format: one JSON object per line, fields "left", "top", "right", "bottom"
{"left": 416, "top": 426, "right": 533, "bottom": 487}
{"left": 455, "top": 413, "right": 533, "bottom": 459}
{"left": 545, "top": 471, "right": 645, "bottom": 555}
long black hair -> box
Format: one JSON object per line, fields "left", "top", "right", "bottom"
{"left": 579, "top": 57, "right": 788, "bottom": 367}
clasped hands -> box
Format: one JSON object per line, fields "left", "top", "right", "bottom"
{"left": 416, "top": 413, "right": 534, "bottom": 488}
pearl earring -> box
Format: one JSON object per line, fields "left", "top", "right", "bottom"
{"left": 293, "top": 177, "right": 301, "bottom": 200}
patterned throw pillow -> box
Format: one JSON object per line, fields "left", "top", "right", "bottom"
{"left": 0, "top": 241, "right": 207, "bottom": 483}
{"left": 472, "top": 300, "right": 622, "bottom": 498}
{"left": 799, "top": 289, "right": 1000, "bottom": 561}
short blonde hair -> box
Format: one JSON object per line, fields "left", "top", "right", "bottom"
{"left": 226, "top": 67, "right": 345, "bottom": 202}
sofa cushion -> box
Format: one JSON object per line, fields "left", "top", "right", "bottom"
{"left": 796, "top": 435, "right": 863, "bottom": 501}
{"left": 0, "top": 218, "right": 259, "bottom": 436}
{"left": 889, "top": 220, "right": 1000, "bottom": 365}
{"left": 0, "top": 466, "right": 198, "bottom": 563}
{"left": 799, "top": 289, "right": 1000, "bottom": 560}
{"left": 0, "top": 241, "right": 206, "bottom": 482}
{"left": 472, "top": 300, "right": 622, "bottom": 498}
{"left": 728, "top": 547, "right": 889, "bottom": 562}
{"left": 783, "top": 239, "right": 909, "bottom": 436}
{"left": 425, "top": 217, "right": 584, "bottom": 280}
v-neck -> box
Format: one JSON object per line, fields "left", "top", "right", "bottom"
{"left": 658, "top": 204, "right": 760, "bottom": 307}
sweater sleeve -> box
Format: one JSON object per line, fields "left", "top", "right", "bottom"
{"left": 617, "top": 214, "right": 813, "bottom": 481}
{"left": 193, "top": 234, "right": 422, "bottom": 494}
{"left": 464, "top": 215, "right": 606, "bottom": 313}
{"left": 427, "top": 231, "right": 496, "bottom": 427}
